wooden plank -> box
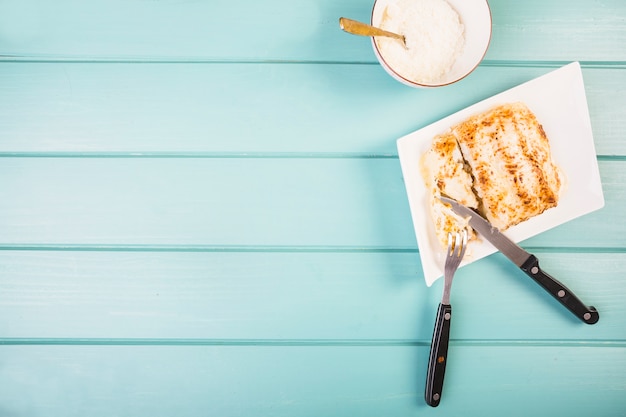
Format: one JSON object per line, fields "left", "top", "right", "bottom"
{"left": 0, "top": 251, "right": 622, "bottom": 340}
{"left": 0, "top": 63, "right": 623, "bottom": 156}
{"left": 0, "top": 0, "right": 624, "bottom": 62}
{"left": 0, "top": 344, "right": 624, "bottom": 416}
{"left": 0, "top": 1, "right": 622, "bottom": 416}
{"left": 0, "top": 158, "right": 623, "bottom": 248}
{"left": 486, "top": 0, "right": 626, "bottom": 62}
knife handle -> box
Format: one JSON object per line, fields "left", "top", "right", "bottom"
{"left": 520, "top": 255, "right": 599, "bottom": 324}
{"left": 425, "top": 303, "right": 452, "bottom": 407}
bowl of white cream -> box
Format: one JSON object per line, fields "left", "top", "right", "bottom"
{"left": 371, "top": 0, "right": 491, "bottom": 87}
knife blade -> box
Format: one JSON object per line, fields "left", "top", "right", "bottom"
{"left": 439, "top": 196, "right": 599, "bottom": 324}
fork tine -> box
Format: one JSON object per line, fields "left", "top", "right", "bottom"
{"left": 446, "top": 230, "right": 467, "bottom": 259}
{"left": 444, "top": 230, "right": 467, "bottom": 282}
{"left": 447, "top": 232, "right": 454, "bottom": 256}
{"left": 454, "top": 231, "right": 462, "bottom": 257}
{"left": 457, "top": 229, "right": 467, "bottom": 258}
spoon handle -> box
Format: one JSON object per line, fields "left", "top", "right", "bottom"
{"left": 339, "top": 17, "right": 405, "bottom": 43}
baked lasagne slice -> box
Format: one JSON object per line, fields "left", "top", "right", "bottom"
{"left": 452, "top": 102, "right": 562, "bottom": 230}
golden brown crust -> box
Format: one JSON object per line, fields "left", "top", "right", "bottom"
{"left": 422, "top": 102, "right": 562, "bottom": 248}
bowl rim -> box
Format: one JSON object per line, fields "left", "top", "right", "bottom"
{"left": 370, "top": 0, "right": 493, "bottom": 88}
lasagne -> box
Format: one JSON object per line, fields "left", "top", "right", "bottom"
{"left": 421, "top": 102, "right": 562, "bottom": 248}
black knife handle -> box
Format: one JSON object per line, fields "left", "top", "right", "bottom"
{"left": 425, "top": 303, "right": 452, "bottom": 407}
{"left": 520, "top": 255, "right": 599, "bottom": 324}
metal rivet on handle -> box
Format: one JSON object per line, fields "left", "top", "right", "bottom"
{"left": 531, "top": 266, "right": 539, "bottom": 274}
{"left": 557, "top": 290, "right": 566, "bottom": 298}
{"left": 433, "top": 393, "right": 440, "bottom": 401}
{"left": 444, "top": 312, "right": 451, "bottom": 320}
{"left": 584, "top": 313, "right": 591, "bottom": 321}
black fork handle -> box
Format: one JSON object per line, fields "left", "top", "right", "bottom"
{"left": 425, "top": 303, "right": 452, "bottom": 407}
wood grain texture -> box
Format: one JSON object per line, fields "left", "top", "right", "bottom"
{"left": 0, "top": 0, "right": 624, "bottom": 62}
{"left": 0, "top": 64, "right": 624, "bottom": 156}
{"left": 0, "top": 0, "right": 625, "bottom": 415}
{"left": 0, "top": 158, "right": 622, "bottom": 248}
{"left": 0, "top": 251, "right": 623, "bottom": 340}
{"left": 0, "top": 345, "right": 624, "bottom": 417}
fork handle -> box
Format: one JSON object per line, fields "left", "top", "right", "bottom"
{"left": 425, "top": 303, "right": 452, "bottom": 407}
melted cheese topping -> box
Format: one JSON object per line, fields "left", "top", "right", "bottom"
{"left": 421, "top": 132, "right": 478, "bottom": 247}
{"left": 421, "top": 102, "right": 562, "bottom": 248}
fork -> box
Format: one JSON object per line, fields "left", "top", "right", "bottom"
{"left": 425, "top": 230, "right": 468, "bottom": 407}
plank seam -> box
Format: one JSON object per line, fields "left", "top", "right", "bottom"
{"left": 1, "top": 338, "right": 624, "bottom": 347}
{"left": 0, "top": 153, "right": 622, "bottom": 161}
{"left": 1, "top": 57, "right": 626, "bottom": 68}
{"left": 0, "top": 245, "right": 624, "bottom": 254}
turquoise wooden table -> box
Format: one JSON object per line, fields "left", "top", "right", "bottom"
{"left": 1, "top": 0, "right": 625, "bottom": 415}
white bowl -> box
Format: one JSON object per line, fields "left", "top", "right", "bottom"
{"left": 371, "top": 0, "right": 492, "bottom": 88}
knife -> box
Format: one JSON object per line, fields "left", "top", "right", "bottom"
{"left": 439, "top": 196, "right": 599, "bottom": 324}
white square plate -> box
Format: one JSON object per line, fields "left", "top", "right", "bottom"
{"left": 397, "top": 62, "right": 604, "bottom": 286}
